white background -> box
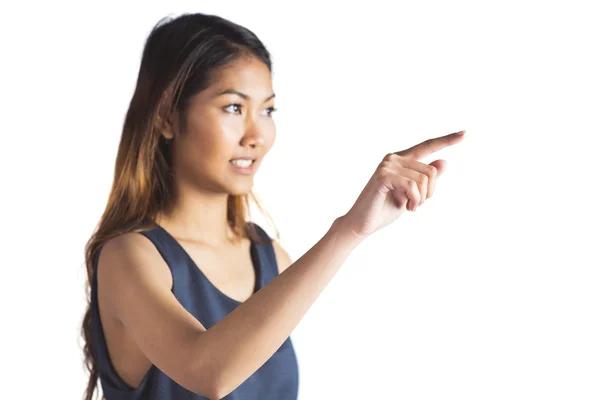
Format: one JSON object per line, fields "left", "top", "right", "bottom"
{"left": 1, "top": 1, "right": 599, "bottom": 399}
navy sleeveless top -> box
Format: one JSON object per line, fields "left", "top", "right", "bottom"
{"left": 90, "top": 221, "right": 300, "bottom": 399}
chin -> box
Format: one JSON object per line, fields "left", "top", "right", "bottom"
{"left": 227, "top": 183, "right": 254, "bottom": 197}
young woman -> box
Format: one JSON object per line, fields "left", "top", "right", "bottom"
{"left": 80, "top": 12, "right": 465, "bottom": 400}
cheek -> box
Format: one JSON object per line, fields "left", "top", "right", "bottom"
{"left": 185, "top": 115, "right": 232, "bottom": 157}
{"left": 264, "top": 126, "right": 276, "bottom": 151}
{"left": 189, "top": 134, "right": 229, "bottom": 167}
{"left": 173, "top": 130, "right": 211, "bottom": 172}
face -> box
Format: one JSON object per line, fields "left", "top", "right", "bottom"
{"left": 165, "top": 56, "right": 276, "bottom": 196}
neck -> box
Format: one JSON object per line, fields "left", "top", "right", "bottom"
{"left": 155, "top": 182, "right": 242, "bottom": 249}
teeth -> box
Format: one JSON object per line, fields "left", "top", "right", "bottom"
{"left": 231, "top": 159, "right": 253, "bottom": 168}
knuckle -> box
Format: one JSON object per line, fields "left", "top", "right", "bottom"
{"left": 383, "top": 153, "right": 396, "bottom": 163}
{"left": 379, "top": 159, "right": 392, "bottom": 169}
{"left": 417, "top": 173, "right": 428, "bottom": 185}
{"left": 407, "top": 179, "right": 418, "bottom": 192}
{"left": 376, "top": 166, "right": 393, "bottom": 180}
{"left": 427, "top": 165, "right": 438, "bottom": 177}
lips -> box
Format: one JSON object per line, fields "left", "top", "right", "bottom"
{"left": 229, "top": 159, "right": 256, "bottom": 165}
{"left": 230, "top": 158, "right": 256, "bottom": 175}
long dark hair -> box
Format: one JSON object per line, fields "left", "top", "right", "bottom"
{"left": 80, "top": 13, "right": 280, "bottom": 400}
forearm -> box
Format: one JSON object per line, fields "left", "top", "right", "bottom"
{"left": 195, "top": 216, "right": 363, "bottom": 398}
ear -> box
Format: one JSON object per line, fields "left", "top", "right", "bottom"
{"left": 160, "top": 113, "right": 178, "bottom": 140}
{"left": 161, "top": 127, "right": 175, "bottom": 140}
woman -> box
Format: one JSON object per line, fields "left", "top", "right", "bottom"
{"left": 80, "top": 12, "right": 465, "bottom": 400}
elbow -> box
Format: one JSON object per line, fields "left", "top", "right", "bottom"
{"left": 206, "top": 369, "right": 239, "bottom": 400}
{"left": 205, "top": 391, "right": 223, "bottom": 400}
{"left": 207, "top": 391, "right": 224, "bottom": 400}
{"left": 189, "top": 355, "right": 230, "bottom": 400}
{"left": 207, "top": 375, "right": 233, "bottom": 400}
{"left": 190, "top": 374, "right": 224, "bottom": 400}
{"left": 202, "top": 383, "right": 227, "bottom": 400}
{"left": 187, "top": 336, "right": 237, "bottom": 399}
{"left": 189, "top": 368, "right": 224, "bottom": 400}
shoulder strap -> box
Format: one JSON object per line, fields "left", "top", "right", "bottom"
{"left": 248, "top": 222, "right": 281, "bottom": 282}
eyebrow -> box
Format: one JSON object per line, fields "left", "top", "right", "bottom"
{"left": 215, "top": 89, "right": 276, "bottom": 103}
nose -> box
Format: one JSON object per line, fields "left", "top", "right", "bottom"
{"left": 241, "top": 123, "right": 266, "bottom": 148}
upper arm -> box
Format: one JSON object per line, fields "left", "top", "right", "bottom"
{"left": 97, "top": 232, "right": 217, "bottom": 398}
{"left": 272, "top": 240, "right": 293, "bottom": 274}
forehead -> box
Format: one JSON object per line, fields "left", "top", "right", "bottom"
{"left": 205, "top": 56, "right": 273, "bottom": 99}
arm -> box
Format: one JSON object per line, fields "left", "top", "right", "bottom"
{"left": 99, "top": 217, "right": 363, "bottom": 399}
{"left": 210, "top": 218, "right": 362, "bottom": 397}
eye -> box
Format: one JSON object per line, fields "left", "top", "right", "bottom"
{"left": 223, "top": 103, "right": 242, "bottom": 114}
{"left": 263, "top": 107, "right": 278, "bottom": 117}
{"left": 223, "top": 104, "right": 278, "bottom": 118}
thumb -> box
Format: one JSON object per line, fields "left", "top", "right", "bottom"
{"left": 429, "top": 159, "right": 447, "bottom": 177}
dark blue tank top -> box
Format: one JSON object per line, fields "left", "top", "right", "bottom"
{"left": 90, "top": 221, "right": 300, "bottom": 399}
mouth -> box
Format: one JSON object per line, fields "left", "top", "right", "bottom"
{"left": 229, "top": 158, "right": 256, "bottom": 165}
{"left": 229, "top": 158, "right": 256, "bottom": 174}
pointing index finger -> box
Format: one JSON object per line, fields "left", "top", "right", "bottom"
{"left": 396, "top": 130, "right": 465, "bottom": 160}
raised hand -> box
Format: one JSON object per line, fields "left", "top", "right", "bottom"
{"left": 339, "top": 130, "right": 466, "bottom": 239}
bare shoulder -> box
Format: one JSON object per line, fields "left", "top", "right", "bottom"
{"left": 99, "top": 231, "right": 171, "bottom": 280}
{"left": 95, "top": 230, "right": 215, "bottom": 395}
{"left": 272, "top": 239, "right": 293, "bottom": 274}
{"left": 97, "top": 231, "right": 173, "bottom": 316}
